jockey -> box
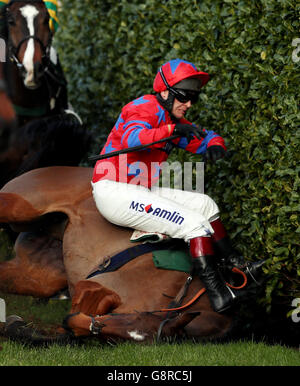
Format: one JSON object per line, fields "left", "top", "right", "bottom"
{"left": 92, "top": 58, "right": 264, "bottom": 313}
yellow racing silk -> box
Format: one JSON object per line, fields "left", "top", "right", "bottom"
{"left": 0, "top": 0, "right": 59, "bottom": 33}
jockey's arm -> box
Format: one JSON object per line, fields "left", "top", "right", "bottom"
{"left": 173, "top": 128, "right": 227, "bottom": 156}
{"left": 120, "top": 112, "right": 176, "bottom": 150}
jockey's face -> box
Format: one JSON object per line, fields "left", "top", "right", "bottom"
{"left": 160, "top": 90, "right": 192, "bottom": 119}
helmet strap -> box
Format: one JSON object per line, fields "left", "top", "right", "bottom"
{"left": 156, "top": 93, "right": 178, "bottom": 122}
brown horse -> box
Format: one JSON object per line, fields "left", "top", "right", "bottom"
{"left": 2, "top": 0, "right": 67, "bottom": 124}
{"left": 0, "top": 0, "right": 90, "bottom": 188}
{"left": 0, "top": 166, "right": 234, "bottom": 343}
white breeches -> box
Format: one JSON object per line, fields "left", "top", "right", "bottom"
{"left": 92, "top": 180, "right": 220, "bottom": 242}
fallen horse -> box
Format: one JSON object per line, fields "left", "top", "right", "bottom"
{"left": 0, "top": 166, "right": 260, "bottom": 343}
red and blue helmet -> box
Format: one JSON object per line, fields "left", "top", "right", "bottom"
{"left": 153, "top": 59, "right": 209, "bottom": 93}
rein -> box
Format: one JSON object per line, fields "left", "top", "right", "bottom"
{"left": 155, "top": 267, "right": 247, "bottom": 341}
{"left": 69, "top": 267, "right": 248, "bottom": 340}
{"left": 84, "top": 242, "right": 248, "bottom": 340}
{"left": 9, "top": 34, "right": 52, "bottom": 71}
{"left": 158, "top": 266, "right": 247, "bottom": 314}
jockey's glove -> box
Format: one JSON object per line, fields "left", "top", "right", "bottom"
{"left": 174, "top": 123, "right": 205, "bottom": 141}
{"left": 205, "top": 145, "right": 226, "bottom": 162}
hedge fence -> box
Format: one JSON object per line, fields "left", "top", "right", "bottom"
{"left": 55, "top": 0, "right": 299, "bottom": 319}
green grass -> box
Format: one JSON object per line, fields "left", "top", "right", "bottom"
{"left": 0, "top": 292, "right": 299, "bottom": 366}
{"left": 0, "top": 340, "right": 299, "bottom": 366}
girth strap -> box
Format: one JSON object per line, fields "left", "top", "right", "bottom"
{"left": 86, "top": 241, "right": 173, "bottom": 279}
{"left": 13, "top": 104, "right": 48, "bottom": 117}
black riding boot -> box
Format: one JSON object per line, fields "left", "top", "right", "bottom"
{"left": 190, "top": 236, "right": 238, "bottom": 313}
{"left": 210, "top": 218, "right": 266, "bottom": 286}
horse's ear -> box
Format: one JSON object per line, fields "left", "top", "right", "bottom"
{"left": 163, "top": 311, "right": 201, "bottom": 335}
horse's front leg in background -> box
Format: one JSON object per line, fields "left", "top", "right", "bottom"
{"left": 0, "top": 230, "right": 67, "bottom": 297}
{"left": 0, "top": 192, "right": 68, "bottom": 297}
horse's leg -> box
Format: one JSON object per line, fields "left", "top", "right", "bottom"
{"left": 70, "top": 280, "right": 122, "bottom": 316}
{"left": 0, "top": 230, "right": 67, "bottom": 297}
{"left": 63, "top": 280, "right": 123, "bottom": 337}
{"left": 0, "top": 191, "right": 68, "bottom": 297}
{"left": 0, "top": 192, "right": 42, "bottom": 223}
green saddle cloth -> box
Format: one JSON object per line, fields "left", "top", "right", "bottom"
{"left": 152, "top": 249, "right": 192, "bottom": 274}
{"left": 130, "top": 232, "right": 192, "bottom": 273}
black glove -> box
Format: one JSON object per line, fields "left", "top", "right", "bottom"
{"left": 174, "top": 123, "right": 206, "bottom": 141}
{"left": 204, "top": 145, "right": 226, "bottom": 162}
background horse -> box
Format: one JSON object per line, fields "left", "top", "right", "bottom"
{"left": 0, "top": 166, "right": 233, "bottom": 343}
{"left": 0, "top": 61, "right": 16, "bottom": 151}
{"left": 2, "top": 0, "right": 67, "bottom": 124}
{"left": 0, "top": 0, "right": 91, "bottom": 188}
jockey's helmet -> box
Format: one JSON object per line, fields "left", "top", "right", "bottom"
{"left": 153, "top": 58, "right": 209, "bottom": 93}
{"left": 153, "top": 59, "right": 209, "bottom": 114}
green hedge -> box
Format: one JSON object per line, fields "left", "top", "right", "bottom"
{"left": 55, "top": 0, "right": 300, "bottom": 314}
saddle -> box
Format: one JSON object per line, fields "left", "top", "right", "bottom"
{"left": 86, "top": 229, "right": 247, "bottom": 291}
{"left": 86, "top": 230, "right": 191, "bottom": 280}
{"left": 130, "top": 229, "right": 171, "bottom": 243}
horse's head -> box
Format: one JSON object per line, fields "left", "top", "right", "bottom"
{"left": 5, "top": 0, "right": 52, "bottom": 89}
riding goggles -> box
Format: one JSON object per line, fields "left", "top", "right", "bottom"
{"left": 159, "top": 67, "right": 200, "bottom": 104}
{"left": 169, "top": 88, "right": 199, "bottom": 104}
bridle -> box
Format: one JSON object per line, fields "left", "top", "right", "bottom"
{"left": 5, "top": 0, "right": 52, "bottom": 75}
{"left": 9, "top": 35, "right": 52, "bottom": 71}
